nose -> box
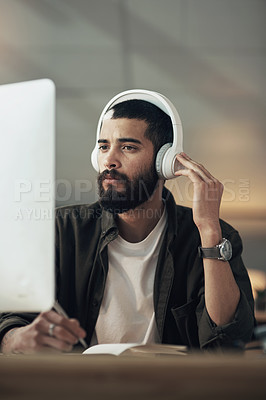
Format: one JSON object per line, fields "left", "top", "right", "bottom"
{"left": 101, "top": 148, "right": 122, "bottom": 171}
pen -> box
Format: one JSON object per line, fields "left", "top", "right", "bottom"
{"left": 53, "top": 300, "right": 88, "bottom": 349}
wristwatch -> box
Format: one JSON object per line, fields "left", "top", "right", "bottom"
{"left": 198, "top": 238, "right": 232, "bottom": 261}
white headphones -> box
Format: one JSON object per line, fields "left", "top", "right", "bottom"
{"left": 91, "top": 89, "right": 183, "bottom": 180}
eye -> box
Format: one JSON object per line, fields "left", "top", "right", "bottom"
{"left": 122, "top": 145, "right": 137, "bottom": 151}
{"left": 98, "top": 145, "right": 109, "bottom": 151}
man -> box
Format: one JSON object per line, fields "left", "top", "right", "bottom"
{"left": 0, "top": 98, "right": 254, "bottom": 353}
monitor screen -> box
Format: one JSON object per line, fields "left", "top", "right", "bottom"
{"left": 0, "top": 79, "right": 55, "bottom": 312}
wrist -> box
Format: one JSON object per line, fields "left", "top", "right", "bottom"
{"left": 199, "top": 225, "right": 222, "bottom": 247}
{"left": 1, "top": 328, "right": 19, "bottom": 354}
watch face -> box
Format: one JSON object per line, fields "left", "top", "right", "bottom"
{"left": 220, "top": 239, "right": 232, "bottom": 261}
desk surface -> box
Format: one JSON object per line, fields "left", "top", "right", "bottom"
{"left": 1, "top": 352, "right": 266, "bottom": 400}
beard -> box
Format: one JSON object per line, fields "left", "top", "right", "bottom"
{"left": 97, "top": 164, "right": 159, "bottom": 214}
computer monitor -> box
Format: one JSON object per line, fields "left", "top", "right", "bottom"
{"left": 0, "top": 79, "right": 55, "bottom": 312}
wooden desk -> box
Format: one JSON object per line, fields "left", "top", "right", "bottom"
{"left": 1, "top": 353, "right": 266, "bottom": 400}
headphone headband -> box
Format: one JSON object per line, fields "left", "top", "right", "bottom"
{"left": 91, "top": 89, "right": 183, "bottom": 179}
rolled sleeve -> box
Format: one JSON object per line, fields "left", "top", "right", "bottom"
{"left": 199, "top": 290, "right": 255, "bottom": 349}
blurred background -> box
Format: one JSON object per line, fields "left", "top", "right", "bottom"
{"left": 0, "top": 0, "right": 265, "bottom": 272}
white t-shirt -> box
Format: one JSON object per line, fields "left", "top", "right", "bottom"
{"left": 94, "top": 206, "right": 167, "bottom": 344}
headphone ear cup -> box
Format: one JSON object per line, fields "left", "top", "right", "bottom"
{"left": 155, "top": 143, "right": 172, "bottom": 179}
{"left": 91, "top": 147, "right": 99, "bottom": 172}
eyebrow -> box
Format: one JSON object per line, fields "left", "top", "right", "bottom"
{"left": 98, "top": 137, "right": 142, "bottom": 145}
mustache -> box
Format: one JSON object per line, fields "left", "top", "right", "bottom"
{"left": 99, "top": 169, "right": 129, "bottom": 181}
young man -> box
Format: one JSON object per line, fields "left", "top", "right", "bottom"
{"left": 0, "top": 99, "right": 254, "bottom": 353}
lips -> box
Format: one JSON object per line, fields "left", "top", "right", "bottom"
{"left": 102, "top": 170, "right": 123, "bottom": 183}
{"left": 98, "top": 169, "right": 129, "bottom": 190}
{"left": 102, "top": 171, "right": 120, "bottom": 187}
{"left": 104, "top": 177, "right": 119, "bottom": 184}
{"left": 103, "top": 172, "right": 118, "bottom": 183}
{"left": 102, "top": 170, "right": 120, "bottom": 179}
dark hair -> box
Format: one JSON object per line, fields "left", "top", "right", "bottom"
{"left": 109, "top": 99, "right": 173, "bottom": 154}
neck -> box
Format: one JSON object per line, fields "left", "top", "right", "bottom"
{"left": 116, "top": 184, "right": 165, "bottom": 243}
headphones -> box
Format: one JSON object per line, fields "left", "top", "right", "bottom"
{"left": 91, "top": 89, "right": 183, "bottom": 180}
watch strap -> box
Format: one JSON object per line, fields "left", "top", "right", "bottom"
{"left": 198, "top": 246, "right": 221, "bottom": 259}
{"left": 198, "top": 238, "right": 232, "bottom": 261}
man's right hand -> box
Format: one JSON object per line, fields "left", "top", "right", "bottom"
{"left": 0, "top": 311, "right": 86, "bottom": 354}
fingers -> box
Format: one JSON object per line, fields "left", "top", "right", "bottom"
{"left": 42, "top": 311, "right": 86, "bottom": 339}
{"left": 33, "top": 311, "right": 86, "bottom": 352}
{"left": 175, "top": 153, "right": 217, "bottom": 183}
{"left": 174, "top": 153, "right": 223, "bottom": 197}
{"left": 39, "top": 333, "right": 74, "bottom": 353}
{"left": 173, "top": 153, "right": 224, "bottom": 234}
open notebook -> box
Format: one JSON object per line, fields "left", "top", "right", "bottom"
{"left": 83, "top": 312, "right": 187, "bottom": 356}
{"left": 83, "top": 343, "right": 187, "bottom": 357}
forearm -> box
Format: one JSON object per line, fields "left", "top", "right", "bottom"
{"left": 203, "top": 259, "right": 240, "bottom": 326}
{"left": 200, "top": 228, "right": 240, "bottom": 326}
